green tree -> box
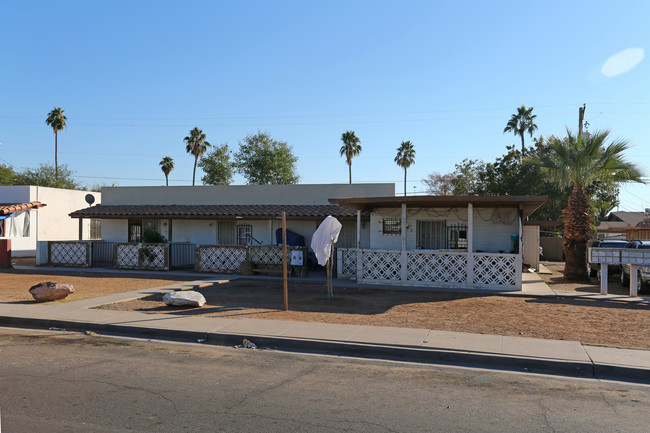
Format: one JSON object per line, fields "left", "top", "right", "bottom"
{"left": 0, "top": 164, "right": 16, "bottom": 185}
{"left": 529, "top": 129, "right": 643, "bottom": 280}
{"left": 184, "top": 127, "right": 211, "bottom": 186}
{"left": 504, "top": 105, "right": 537, "bottom": 156}
{"left": 339, "top": 131, "right": 362, "bottom": 184}
{"left": 45, "top": 107, "right": 67, "bottom": 184}
{"left": 198, "top": 144, "right": 233, "bottom": 185}
{"left": 234, "top": 131, "right": 300, "bottom": 185}
{"left": 13, "top": 163, "right": 82, "bottom": 189}
{"left": 159, "top": 156, "right": 174, "bottom": 186}
{"left": 394, "top": 140, "right": 415, "bottom": 196}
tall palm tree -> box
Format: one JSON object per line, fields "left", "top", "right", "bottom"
{"left": 184, "top": 127, "right": 211, "bottom": 186}
{"left": 504, "top": 105, "right": 537, "bottom": 156}
{"left": 339, "top": 131, "right": 362, "bottom": 184}
{"left": 394, "top": 141, "right": 416, "bottom": 196}
{"left": 530, "top": 129, "right": 643, "bottom": 280}
{"left": 45, "top": 107, "right": 67, "bottom": 185}
{"left": 159, "top": 156, "right": 174, "bottom": 186}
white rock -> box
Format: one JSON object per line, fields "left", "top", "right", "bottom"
{"left": 163, "top": 290, "right": 206, "bottom": 307}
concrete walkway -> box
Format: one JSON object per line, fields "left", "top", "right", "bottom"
{"left": 1, "top": 266, "right": 649, "bottom": 383}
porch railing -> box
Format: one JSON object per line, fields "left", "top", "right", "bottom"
{"left": 49, "top": 241, "right": 91, "bottom": 267}
{"left": 338, "top": 248, "right": 521, "bottom": 290}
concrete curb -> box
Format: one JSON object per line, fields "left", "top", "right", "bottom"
{"left": 3, "top": 314, "right": 648, "bottom": 384}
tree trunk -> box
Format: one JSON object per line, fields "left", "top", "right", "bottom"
{"left": 520, "top": 133, "right": 525, "bottom": 157}
{"left": 192, "top": 157, "right": 197, "bottom": 186}
{"left": 404, "top": 168, "right": 407, "bottom": 196}
{"left": 562, "top": 183, "right": 592, "bottom": 281}
{"left": 54, "top": 131, "right": 58, "bottom": 186}
{"left": 348, "top": 163, "right": 352, "bottom": 184}
{"left": 165, "top": 174, "right": 169, "bottom": 187}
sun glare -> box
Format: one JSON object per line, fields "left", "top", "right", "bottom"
{"left": 601, "top": 48, "right": 644, "bottom": 77}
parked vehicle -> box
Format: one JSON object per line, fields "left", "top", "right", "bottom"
{"left": 588, "top": 239, "right": 628, "bottom": 280}
{"left": 620, "top": 240, "right": 650, "bottom": 293}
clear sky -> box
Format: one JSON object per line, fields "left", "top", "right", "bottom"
{"left": 1, "top": 1, "right": 649, "bottom": 212}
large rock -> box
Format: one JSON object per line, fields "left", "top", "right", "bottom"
{"left": 29, "top": 282, "right": 75, "bottom": 302}
{"left": 163, "top": 290, "right": 206, "bottom": 307}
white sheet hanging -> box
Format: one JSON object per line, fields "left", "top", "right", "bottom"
{"left": 310, "top": 216, "right": 342, "bottom": 266}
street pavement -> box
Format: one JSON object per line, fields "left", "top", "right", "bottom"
{"left": 1, "top": 265, "right": 649, "bottom": 383}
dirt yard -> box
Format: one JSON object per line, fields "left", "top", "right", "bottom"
{"left": 96, "top": 275, "right": 650, "bottom": 350}
{"left": 0, "top": 268, "right": 200, "bottom": 303}
{"left": 538, "top": 261, "right": 634, "bottom": 295}
{"left": 2, "top": 263, "right": 648, "bottom": 349}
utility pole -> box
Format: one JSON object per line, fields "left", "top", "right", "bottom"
{"left": 578, "top": 104, "right": 586, "bottom": 138}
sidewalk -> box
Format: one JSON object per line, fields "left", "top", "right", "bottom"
{"left": 2, "top": 265, "right": 649, "bottom": 382}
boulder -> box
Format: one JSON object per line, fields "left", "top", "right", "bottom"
{"left": 163, "top": 290, "right": 206, "bottom": 307}
{"left": 29, "top": 282, "right": 75, "bottom": 302}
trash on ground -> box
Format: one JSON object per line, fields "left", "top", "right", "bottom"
{"left": 48, "top": 327, "right": 66, "bottom": 331}
{"left": 235, "top": 339, "right": 257, "bottom": 349}
{"left": 197, "top": 339, "right": 206, "bottom": 343}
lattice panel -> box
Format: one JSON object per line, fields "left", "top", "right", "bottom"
{"left": 116, "top": 244, "right": 139, "bottom": 268}
{"left": 140, "top": 245, "right": 167, "bottom": 269}
{"left": 50, "top": 242, "right": 89, "bottom": 267}
{"left": 249, "top": 246, "right": 284, "bottom": 265}
{"left": 341, "top": 249, "right": 357, "bottom": 277}
{"left": 198, "top": 247, "right": 246, "bottom": 272}
{"left": 473, "top": 254, "right": 516, "bottom": 286}
{"left": 407, "top": 252, "right": 467, "bottom": 283}
{"left": 362, "top": 251, "right": 401, "bottom": 280}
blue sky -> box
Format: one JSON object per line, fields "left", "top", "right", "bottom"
{"left": 1, "top": 1, "right": 649, "bottom": 212}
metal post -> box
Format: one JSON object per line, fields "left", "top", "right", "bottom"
{"left": 600, "top": 263, "right": 608, "bottom": 295}
{"left": 630, "top": 264, "right": 639, "bottom": 297}
{"left": 282, "top": 211, "right": 288, "bottom": 310}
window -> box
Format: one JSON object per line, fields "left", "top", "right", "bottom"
{"left": 90, "top": 219, "right": 101, "bottom": 240}
{"left": 382, "top": 218, "right": 401, "bottom": 235}
{"left": 237, "top": 224, "right": 253, "bottom": 245}
{"left": 128, "top": 219, "right": 142, "bottom": 242}
{"left": 447, "top": 224, "right": 468, "bottom": 249}
{"left": 416, "top": 220, "right": 446, "bottom": 249}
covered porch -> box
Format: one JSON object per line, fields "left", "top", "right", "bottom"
{"left": 330, "top": 195, "right": 547, "bottom": 291}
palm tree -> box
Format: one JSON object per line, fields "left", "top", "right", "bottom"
{"left": 530, "top": 129, "right": 643, "bottom": 280}
{"left": 504, "top": 105, "right": 537, "bottom": 156}
{"left": 394, "top": 141, "right": 416, "bottom": 196}
{"left": 159, "top": 156, "right": 174, "bottom": 186}
{"left": 45, "top": 107, "right": 67, "bottom": 185}
{"left": 184, "top": 127, "right": 211, "bottom": 186}
{"left": 339, "top": 131, "right": 362, "bottom": 184}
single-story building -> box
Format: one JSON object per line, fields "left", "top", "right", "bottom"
{"left": 0, "top": 185, "right": 101, "bottom": 257}
{"left": 62, "top": 184, "right": 546, "bottom": 291}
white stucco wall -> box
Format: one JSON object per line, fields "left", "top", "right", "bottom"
{"left": 0, "top": 186, "right": 101, "bottom": 256}
{"left": 369, "top": 207, "right": 519, "bottom": 253}
{"left": 172, "top": 220, "right": 216, "bottom": 244}
{"left": 100, "top": 183, "right": 395, "bottom": 206}
{"left": 101, "top": 220, "right": 128, "bottom": 242}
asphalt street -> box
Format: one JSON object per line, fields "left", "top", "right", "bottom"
{"left": 0, "top": 327, "right": 648, "bottom": 432}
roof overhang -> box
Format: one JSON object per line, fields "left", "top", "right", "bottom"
{"left": 69, "top": 204, "right": 368, "bottom": 220}
{"left": 328, "top": 195, "right": 548, "bottom": 219}
{"left": 0, "top": 201, "right": 46, "bottom": 216}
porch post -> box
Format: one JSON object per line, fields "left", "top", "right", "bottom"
{"left": 78, "top": 218, "right": 83, "bottom": 240}
{"left": 400, "top": 203, "right": 407, "bottom": 282}
{"left": 356, "top": 210, "right": 362, "bottom": 281}
{"left": 516, "top": 209, "right": 523, "bottom": 290}
{"left": 268, "top": 219, "right": 273, "bottom": 245}
{"left": 467, "top": 203, "right": 474, "bottom": 288}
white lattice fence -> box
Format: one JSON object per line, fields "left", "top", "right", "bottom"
{"left": 115, "top": 243, "right": 169, "bottom": 270}
{"left": 407, "top": 251, "right": 467, "bottom": 285}
{"left": 473, "top": 254, "right": 517, "bottom": 288}
{"left": 361, "top": 250, "right": 401, "bottom": 281}
{"left": 49, "top": 242, "right": 90, "bottom": 267}
{"left": 338, "top": 248, "right": 357, "bottom": 278}
{"left": 196, "top": 246, "right": 247, "bottom": 272}
{"left": 249, "top": 246, "right": 306, "bottom": 266}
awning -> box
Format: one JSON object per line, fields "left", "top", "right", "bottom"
{"left": 0, "top": 201, "right": 46, "bottom": 216}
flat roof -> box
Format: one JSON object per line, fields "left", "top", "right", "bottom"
{"left": 328, "top": 195, "right": 548, "bottom": 218}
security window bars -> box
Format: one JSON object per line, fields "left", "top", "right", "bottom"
{"left": 90, "top": 219, "right": 101, "bottom": 240}
{"left": 237, "top": 224, "right": 253, "bottom": 245}
{"left": 447, "top": 224, "right": 468, "bottom": 249}
{"left": 382, "top": 218, "right": 401, "bottom": 235}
